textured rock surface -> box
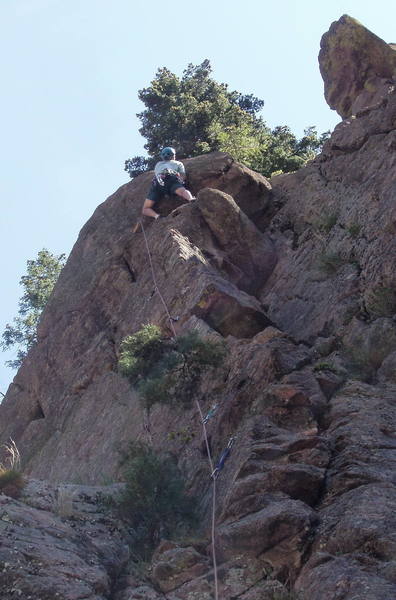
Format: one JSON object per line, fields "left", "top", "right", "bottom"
{"left": 1, "top": 16, "right": 396, "bottom": 600}
{"left": 319, "top": 14, "right": 396, "bottom": 118}
{"left": 0, "top": 479, "right": 130, "bottom": 600}
{"left": 296, "top": 382, "right": 396, "bottom": 599}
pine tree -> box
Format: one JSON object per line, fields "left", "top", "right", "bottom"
{"left": 1, "top": 249, "right": 65, "bottom": 368}
{"left": 125, "top": 60, "right": 329, "bottom": 178}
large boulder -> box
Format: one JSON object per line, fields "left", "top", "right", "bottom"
{"left": 319, "top": 14, "right": 396, "bottom": 118}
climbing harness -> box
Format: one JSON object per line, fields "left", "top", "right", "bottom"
{"left": 211, "top": 436, "right": 236, "bottom": 479}
{"left": 155, "top": 168, "right": 182, "bottom": 186}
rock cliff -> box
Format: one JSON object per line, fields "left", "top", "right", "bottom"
{"left": 1, "top": 15, "right": 396, "bottom": 600}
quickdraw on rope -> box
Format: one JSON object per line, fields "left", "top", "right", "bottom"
{"left": 203, "top": 404, "right": 218, "bottom": 424}
{"left": 212, "top": 436, "right": 236, "bottom": 479}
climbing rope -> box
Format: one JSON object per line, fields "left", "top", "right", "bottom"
{"left": 194, "top": 399, "right": 219, "bottom": 600}
{"left": 143, "top": 408, "right": 153, "bottom": 446}
{"left": 140, "top": 219, "right": 177, "bottom": 338}
{"left": 139, "top": 217, "right": 240, "bottom": 600}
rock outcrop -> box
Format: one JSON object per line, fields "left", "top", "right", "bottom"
{"left": 1, "top": 15, "right": 396, "bottom": 600}
{"left": 319, "top": 14, "right": 396, "bottom": 118}
{"left": 0, "top": 480, "right": 129, "bottom": 600}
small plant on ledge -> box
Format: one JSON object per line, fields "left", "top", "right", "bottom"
{"left": 317, "top": 252, "right": 346, "bottom": 275}
{"left": 366, "top": 286, "right": 396, "bottom": 318}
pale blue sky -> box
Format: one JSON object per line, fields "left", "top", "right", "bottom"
{"left": 1, "top": 0, "right": 395, "bottom": 393}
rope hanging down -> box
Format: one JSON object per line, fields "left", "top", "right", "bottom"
{"left": 140, "top": 219, "right": 177, "bottom": 338}
{"left": 139, "top": 218, "right": 219, "bottom": 600}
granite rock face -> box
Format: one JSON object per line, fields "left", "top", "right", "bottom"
{"left": 1, "top": 16, "right": 396, "bottom": 600}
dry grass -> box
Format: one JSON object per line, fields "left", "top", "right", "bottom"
{"left": 0, "top": 439, "right": 21, "bottom": 471}
{"left": 0, "top": 439, "right": 24, "bottom": 498}
{"left": 55, "top": 485, "right": 76, "bottom": 518}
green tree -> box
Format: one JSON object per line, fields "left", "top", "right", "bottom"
{"left": 117, "top": 441, "right": 197, "bottom": 559}
{"left": 118, "top": 325, "right": 226, "bottom": 411}
{"left": 1, "top": 249, "right": 66, "bottom": 369}
{"left": 125, "top": 60, "right": 329, "bottom": 178}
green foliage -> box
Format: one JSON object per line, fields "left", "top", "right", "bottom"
{"left": 1, "top": 249, "right": 65, "bottom": 368}
{"left": 138, "top": 374, "right": 175, "bottom": 408}
{"left": 366, "top": 286, "right": 396, "bottom": 318}
{"left": 167, "top": 427, "right": 196, "bottom": 444}
{"left": 117, "top": 442, "right": 197, "bottom": 560}
{"left": 175, "top": 330, "right": 226, "bottom": 368}
{"left": 250, "top": 125, "right": 329, "bottom": 178}
{"left": 317, "top": 252, "right": 345, "bottom": 275}
{"left": 342, "top": 344, "right": 375, "bottom": 382}
{"left": 124, "top": 155, "right": 152, "bottom": 178}
{"left": 347, "top": 223, "right": 361, "bottom": 238}
{"left": 118, "top": 325, "right": 226, "bottom": 410}
{"left": 0, "top": 469, "right": 22, "bottom": 486}
{"left": 313, "top": 362, "right": 338, "bottom": 373}
{"left": 125, "top": 60, "right": 329, "bottom": 178}
{"left": 118, "top": 324, "right": 165, "bottom": 382}
{"left": 316, "top": 212, "right": 338, "bottom": 234}
{"left": 0, "top": 469, "right": 25, "bottom": 498}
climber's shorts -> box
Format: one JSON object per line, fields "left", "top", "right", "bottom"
{"left": 146, "top": 174, "right": 184, "bottom": 204}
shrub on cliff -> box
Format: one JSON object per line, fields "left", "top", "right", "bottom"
{"left": 117, "top": 441, "right": 197, "bottom": 560}
{"left": 118, "top": 324, "right": 165, "bottom": 382}
{"left": 118, "top": 325, "right": 226, "bottom": 410}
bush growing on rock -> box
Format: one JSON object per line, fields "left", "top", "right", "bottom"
{"left": 117, "top": 441, "right": 197, "bottom": 560}
{"left": 366, "top": 286, "right": 396, "bottom": 318}
{"left": 118, "top": 325, "right": 226, "bottom": 410}
{"left": 317, "top": 252, "right": 346, "bottom": 275}
{"left": 347, "top": 223, "right": 361, "bottom": 238}
{"left": 0, "top": 470, "right": 25, "bottom": 499}
{"left": 315, "top": 211, "right": 338, "bottom": 234}
{"left": 118, "top": 324, "right": 165, "bottom": 382}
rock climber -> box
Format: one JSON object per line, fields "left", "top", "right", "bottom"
{"left": 142, "top": 147, "right": 195, "bottom": 219}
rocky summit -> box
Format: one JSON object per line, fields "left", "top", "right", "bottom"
{"left": 1, "top": 15, "right": 396, "bottom": 600}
